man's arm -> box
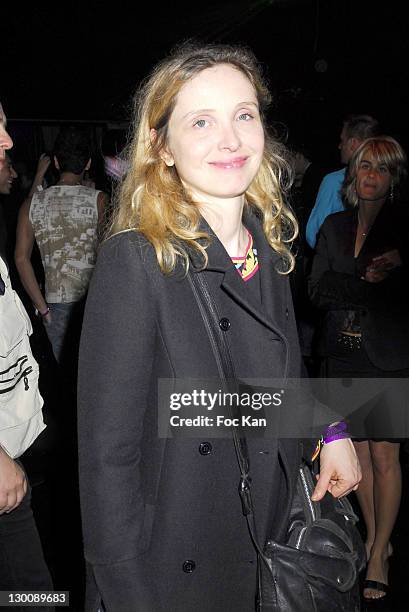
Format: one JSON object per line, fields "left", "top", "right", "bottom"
{"left": 0, "top": 446, "right": 27, "bottom": 514}
{"left": 15, "top": 197, "right": 49, "bottom": 318}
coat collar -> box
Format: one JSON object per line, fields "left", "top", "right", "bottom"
{"left": 355, "top": 202, "right": 393, "bottom": 260}
{"left": 341, "top": 203, "right": 395, "bottom": 267}
{"left": 191, "top": 208, "right": 290, "bottom": 368}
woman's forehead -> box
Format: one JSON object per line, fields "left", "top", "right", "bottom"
{"left": 174, "top": 65, "right": 256, "bottom": 109}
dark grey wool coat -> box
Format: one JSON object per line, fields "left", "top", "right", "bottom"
{"left": 77, "top": 210, "right": 314, "bottom": 612}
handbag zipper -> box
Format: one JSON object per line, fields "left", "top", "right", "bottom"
{"left": 295, "top": 468, "right": 316, "bottom": 550}
{"left": 299, "top": 467, "right": 316, "bottom": 521}
{"left": 295, "top": 526, "right": 307, "bottom": 550}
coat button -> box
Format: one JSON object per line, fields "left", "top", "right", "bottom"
{"left": 199, "top": 442, "right": 212, "bottom": 455}
{"left": 183, "top": 560, "right": 196, "bottom": 573}
{"left": 219, "top": 317, "right": 231, "bottom": 331}
{"left": 285, "top": 308, "right": 289, "bottom": 319}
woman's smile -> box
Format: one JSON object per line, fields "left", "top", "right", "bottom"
{"left": 208, "top": 156, "right": 249, "bottom": 169}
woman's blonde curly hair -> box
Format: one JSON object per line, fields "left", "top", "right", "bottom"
{"left": 109, "top": 42, "right": 297, "bottom": 274}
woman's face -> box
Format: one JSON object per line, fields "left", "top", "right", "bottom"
{"left": 162, "top": 64, "right": 265, "bottom": 207}
{"left": 0, "top": 104, "right": 13, "bottom": 166}
{"left": 0, "top": 156, "right": 17, "bottom": 195}
{"left": 355, "top": 150, "right": 392, "bottom": 203}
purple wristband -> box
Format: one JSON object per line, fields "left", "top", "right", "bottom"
{"left": 324, "top": 421, "right": 348, "bottom": 437}
{"left": 324, "top": 432, "right": 351, "bottom": 444}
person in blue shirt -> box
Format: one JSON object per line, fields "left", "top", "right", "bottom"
{"left": 306, "top": 114, "right": 381, "bottom": 249}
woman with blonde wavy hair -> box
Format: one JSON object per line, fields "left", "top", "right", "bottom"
{"left": 78, "top": 43, "right": 360, "bottom": 611}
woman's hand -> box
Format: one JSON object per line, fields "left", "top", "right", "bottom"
{"left": 363, "top": 249, "right": 402, "bottom": 283}
{"left": 311, "top": 438, "right": 361, "bottom": 501}
{"left": 363, "top": 267, "right": 390, "bottom": 283}
{"left": 35, "top": 153, "right": 51, "bottom": 179}
{"left": 371, "top": 249, "right": 402, "bottom": 271}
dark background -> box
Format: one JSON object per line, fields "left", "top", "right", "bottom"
{"left": 2, "top": 2, "right": 409, "bottom": 609}
{"left": 2, "top": 0, "right": 409, "bottom": 170}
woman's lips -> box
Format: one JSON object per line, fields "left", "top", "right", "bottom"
{"left": 209, "top": 157, "right": 248, "bottom": 169}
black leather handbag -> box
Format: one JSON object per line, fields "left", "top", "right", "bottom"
{"left": 189, "top": 270, "right": 366, "bottom": 612}
{"left": 258, "top": 463, "right": 366, "bottom": 611}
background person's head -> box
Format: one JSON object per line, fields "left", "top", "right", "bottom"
{"left": 0, "top": 155, "right": 17, "bottom": 195}
{"left": 339, "top": 114, "right": 381, "bottom": 165}
{"left": 113, "top": 42, "right": 296, "bottom": 273}
{"left": 342, "top": 136, "right": 408, "bottom": 208}
{"left": 53, "top": 126, "right": 92, "bottom": 176}
{"left": 0, "top": 103, "right": 13, "bottom": 167}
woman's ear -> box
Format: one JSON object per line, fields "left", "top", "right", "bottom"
{"left": 150, "top": 128, "right": 174, "bottom": 167}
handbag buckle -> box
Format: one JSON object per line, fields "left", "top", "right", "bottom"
{"left": 239, "top": 476, "right": 253, "bottom": 516}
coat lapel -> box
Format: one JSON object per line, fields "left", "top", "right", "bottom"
{"left": 355, "top": 202, "right": 394, "bottom": 268}
{"left": 196, "top": 209, "right": 289, "bottom": 344}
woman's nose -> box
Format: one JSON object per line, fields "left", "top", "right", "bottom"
{"left": 218, "top": 122, "right": 241, "bottom": 151}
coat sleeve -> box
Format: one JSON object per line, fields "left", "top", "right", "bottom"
{"left": 308, "top": 218, "right": 356, "bottom": 310}
{"left": 308, "top": 218, "right": 408, "bottom": 311}
{"left": 77, "top": 233, "right": 157, "bottom": 609}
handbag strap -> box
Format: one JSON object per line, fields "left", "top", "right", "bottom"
{"left": 188, "top": 270, "right": 272, "bottom": 567}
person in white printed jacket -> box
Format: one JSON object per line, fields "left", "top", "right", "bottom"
{"left": 0, "top": 102, "right": 53, "bottom": 598}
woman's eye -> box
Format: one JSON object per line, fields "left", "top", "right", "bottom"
{"left": 194, "top": 119, "right": 208, "bottom": 128}
{"left": 238, "top": 112, "right": 253, "bottom": 121}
